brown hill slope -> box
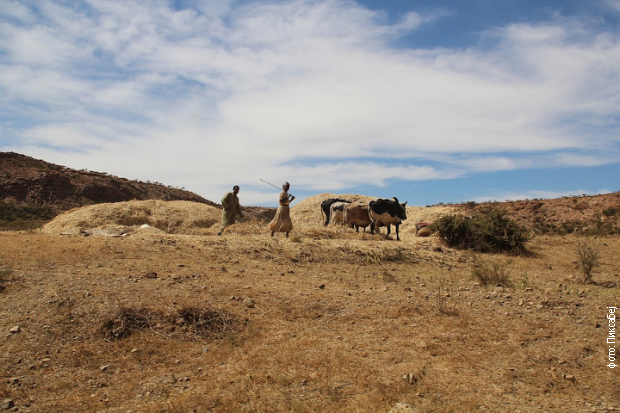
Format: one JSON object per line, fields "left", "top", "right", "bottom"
{"left": 454, "top": 192, "right": 620, "bottom": 235}
{"left": 0, "top": 152, "right": 216, "bottom": 212}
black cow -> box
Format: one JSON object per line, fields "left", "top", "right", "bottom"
{"left": 368, "top": 197, "right": 408, "bottom": 241}
{"left": 320, "top": 198, "right": 350, "bottom": 226}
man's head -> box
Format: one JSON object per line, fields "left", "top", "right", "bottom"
{"left": 233, "top": 185, "right": 240, "bottom": 194}
{"left": 283, "top": 181, "right": 290, "bottom": 190}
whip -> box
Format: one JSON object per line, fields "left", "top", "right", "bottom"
{"left": 259, "top": 179, "right": 295, "bottom": 198}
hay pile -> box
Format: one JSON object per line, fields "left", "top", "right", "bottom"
{"left": 42, "top": 200, "right": 221, "bottom": 235}
{"left": 41, "top": 195, "right": 459, "bottom": 237}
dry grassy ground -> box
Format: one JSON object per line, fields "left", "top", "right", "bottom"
{"left": 0, "top": 196, "right": 619, "bottom": 412}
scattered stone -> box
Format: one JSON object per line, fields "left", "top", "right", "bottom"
{"left": 100, "top": 364, "right": 109, "bottom": 372}
{"left": 563, "top": 374, "right": 576, "bottom": 382}
{"left": 9, "top": 326, "right": 20, "bottom": 334}
{"left": 243, "top": 298, "right": 256, "bottom": 308}
{"left": 388, "top": 402, "right": 416, "bottom": 412}
{"left": 429, "top": 244, "right": 442, "bottom": 252}
{"left": 402, "top": 372, "right": 418, "bottom": 385}
{"left": 417, "top": 226, "right": 432, "bottom": 237}
{"left": 1, "top": 399, "right": 14, "bottom": 410}
{"left": 145, "top": 272, "right": 158, "bottom": 279}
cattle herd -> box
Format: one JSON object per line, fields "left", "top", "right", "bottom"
{"left": 320, "top": 197, "right": 409, "bottom": 241}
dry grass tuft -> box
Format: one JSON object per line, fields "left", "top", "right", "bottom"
{"left": 175, "top": 306, "right": 241, "bottom": 339}
{"left": 102, "top": 307, "right": 160, "bottom": 340}
{"left": 471, "top": 258, "right": 513, "bottom": 287}
{"left": 102, "top": 305, "right": 242, "bottom": 341}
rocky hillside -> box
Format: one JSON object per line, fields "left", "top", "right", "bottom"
{"left": 454, "top": 192, "right": 620, "bottom": 235}
{"left": 0, "top": 152, "right": 277, "bottom": 229}
{"left": 0, "top": 152, "right": 216, "bottom": 213}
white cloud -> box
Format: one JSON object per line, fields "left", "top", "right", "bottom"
{"left": 1, "top": 0, "right": 619, "bottom": 205}
{"left": 604, "top": 0, "right": 620, "bottom": 12}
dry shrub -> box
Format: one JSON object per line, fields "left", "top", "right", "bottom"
{"left": 436, "top": 283, "right": 459, "bottom": 316}
{"left": 0, "top": 263, "right": 11, "bottom": 282}
{"left": 471, "top": 259, "right": 512, "bottom": 287}
{"left": 0, "top": 263, "right": 11, "bottom": 292}
{"left": 175, "top": 306, "right": 240, "bottom": 338}
{"left": 102, "top": 306, "right": 241, "bottom": 341}
{"left": 434, "top": 207, "right": 529, "bottom": 254}
{"left": 102, "top": 307, "right": 161, "bottom": 340}
{"left": 575, "top": 238, "right": 601, "bottom": 284}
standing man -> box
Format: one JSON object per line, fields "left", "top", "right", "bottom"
{"left": 218, "top": 185, "right": 244, "bottom": 235}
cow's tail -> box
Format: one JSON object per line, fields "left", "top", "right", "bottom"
{"left": 367, "top": 200, "right": 376, "bottom": 234}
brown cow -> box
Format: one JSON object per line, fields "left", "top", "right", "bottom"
{"left": 343, "top": 202, "right": 372, "bottom": 232}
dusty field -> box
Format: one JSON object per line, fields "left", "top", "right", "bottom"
{"left": 0, "top": 196, "right": 619, "bottom": 412}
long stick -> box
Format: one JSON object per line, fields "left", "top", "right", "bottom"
{"left": 259, "top": 179, "right": 281, "bottom": 190}
{"left": 259, "top": 179, "right": 294, "bottom": 198}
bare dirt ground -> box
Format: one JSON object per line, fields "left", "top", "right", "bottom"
{"left": 0, "top": 195, "right": 619, "bottom": 412}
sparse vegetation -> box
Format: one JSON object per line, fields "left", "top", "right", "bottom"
{"left": 471, "top": 258, "right": 513, "bottom": 287}
{"left": 0, "top": 262, "right": 11, "bottom": 291}
{"left": 603, "top": 207, "right": 618, "bottom": 217}
{"left": 102, "top": 306, "right": 241, "bottom": 341}
{"left": 0, "top": 204, "right": 55, "bottom": 230}
{"left": 435, "top": 283, "right": 459, "bottom": 316}
{"left": 575, "top": 238, "right": 601, "bottom": 284}
{"left": 0, "top": 192, "right": 619, "bottom": 412}
{"left": 363, "top": 247, "right": 412, "bottom": 265}
{"left": 432, "top": 207, "right": 529, "bottom": 254}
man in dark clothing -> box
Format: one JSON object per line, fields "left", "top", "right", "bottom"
{"left": 218, "top": 185, "right": 243, "bottom": 235}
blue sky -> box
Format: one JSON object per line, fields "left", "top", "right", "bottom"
{"left": 1, "top": 0, "right": 619, "bottom": 207}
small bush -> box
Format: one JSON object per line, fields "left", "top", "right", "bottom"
{"left": 432, "top": 207, "right": 529, "bottom": 254}
{"left": 364, "top": 247, "right": 412, "bottom": 265}
{"left": 0, "top": 204, "right": 56, "bottom": 230}
{"left": 472, "top": 260, "right": 512, "bottom": 287}
{"left": 102, "top": 306, "right": 240, "bottom": 341}
{"left": 0, "top": 265, "right": 11, "bottom": 281}
{"left": 575, "top": 238, "right": 601, "bottom": 284}
{"left": 0, "top": 263, "right": 12, "bottom": 292}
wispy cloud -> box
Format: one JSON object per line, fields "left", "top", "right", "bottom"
{"left": 1, "top": 0, "right": 619, "bottom": 204}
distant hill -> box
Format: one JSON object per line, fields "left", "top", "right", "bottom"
{"left": 0, "top": 152, "right": 221, "bottom": 228}
{"left": 0, "top": 152, "right": 216, "bottom": 210}
{"left": 0, "top": 152, "right": 277, "bottom": 229}
{"left": 456, "top": 192, "right": 620, "bottom": 235}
